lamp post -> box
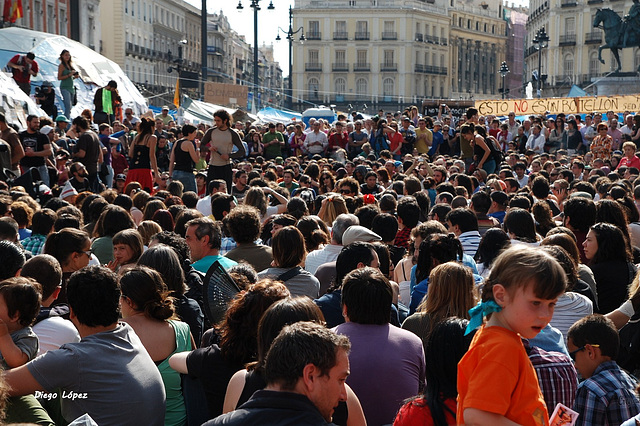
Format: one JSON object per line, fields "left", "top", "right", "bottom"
{"left": 168, "top": 39, "right": 188, "bottom": 123}
{"left": 533, "top": 27, "right": 549, "bottom": 98}
{"left": 499, "top": 61, "right": 509, "bottom": 100}
{"left": 276, "top": 6, "right": 304, "bottom": 110}
{"left": 237, "top": 0, "right": 274, "bottom": 112}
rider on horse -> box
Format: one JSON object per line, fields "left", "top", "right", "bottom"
{"left": 624, "top": 0, "right": 640, "bottom": 47}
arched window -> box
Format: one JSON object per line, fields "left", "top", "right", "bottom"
{"left": 635, "top": 48, "right": 640, "bottom": 70}
{"left": 563, "top": 54, "right": 574, "bottom": 77}
{"left": 356, "top": 78, "right": 368, "bottom": 96}
{"left": 335, "top": 78, "right": 346, "bottom": 95}
{"left": 383, "top": 78, "right": 394, "bottom": 97}
{"left": 308, "top": 78, "right": 319, "bottom": 99}
{"left": 589, "top": 51, "right": 599, "bottom": 76}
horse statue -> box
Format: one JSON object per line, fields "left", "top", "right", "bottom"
{"left": 593, "top": 7, "right": 640, "bottom": 72}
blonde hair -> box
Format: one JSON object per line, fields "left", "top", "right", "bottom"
{"left": 418, "top": 262, "right": 477, "bottom": 327}
{"left": 137, "top": 220, "right": 162, "bottom": 246}
{"left": 319, "top": 195, "right": 348, "bottom": 226}
{"left": 481, "top": 246, "right": 566, "bottom": 303}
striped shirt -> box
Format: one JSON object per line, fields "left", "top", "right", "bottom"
{"left": 550, "top": 292, "right": 593, "bottom": 342}
{"left": 458, "top": 231, "right": 481, "bottom": 258}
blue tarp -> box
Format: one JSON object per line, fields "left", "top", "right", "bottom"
{"left": 257, "top": 107, "right": 302, "bottom": 124}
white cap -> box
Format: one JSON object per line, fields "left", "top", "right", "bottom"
{"left": 40, "top": 125, "right": 54, "bottom": 135}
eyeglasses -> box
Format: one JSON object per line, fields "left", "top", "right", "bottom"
{"left": 340, "top": 189, "right": 352, "bottom": 194}
{"left": 569, "top": 344, "right": 599, "bottom": 361}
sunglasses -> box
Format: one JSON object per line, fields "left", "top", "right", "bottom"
{"left": 79, "top": 249, "right": 93, "bottom": 257}
{"left": 569, "top": 344, "right": 599, "bottom": 361}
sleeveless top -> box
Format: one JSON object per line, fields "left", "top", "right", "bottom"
{"left": 237, "top": 369, "right": 349, "bottom": 425}
{"left": 157, "top": 320, "right": 192, "bottom": 426}
{"left": 60, "top": 67, "right": 75, "bottom": 92}
{"left": 130, "top": 144, "right": 151, "bottom": 170}
{"left": 173, "top": 139, "right": 194, "bottom": 172}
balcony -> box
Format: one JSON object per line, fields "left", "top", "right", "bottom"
{"left": 333, "top": 31, "right": 348, "bottom": 40}
{"left": 355, "top": 31, "right": 370, "bottom": 40}
{"left": 307, "top": 32, "right": 321, "bottom": 40}
{"left": 587, "top": 0, "right": 603, "bottom": 3}
{"left": 441, "top": 38, "right": 448, "bottom": 45}
{"left": 332, "top": 63, "right": 349, "bottom": 72}
{"left": 415, "top": 33, "right": 423, "bottom": 42}
{"left": 126, "top": 42, "right": 134, "bottom": 54}
{"left": 415, "top": 64, "right": 426, "bottom": 73}
{"left": 425, "top": 34, "right": 439, "bottom": 44}
{"left": 423, "top": 65, "right": 448, "bottom": 75}
{"left": 585, "top": 31, "right": 602, "bottom": 43}
{"left": 353, "top": 62, "right": 371, "bottom": 71}
{"left": 382, "top": 32, "right": 397, "bottom": 40}
{"left": 561, "top": 0, "right": 578, "bottom": 6}
{"left": 305, "top": 62, "right": 323, "bottom": 71}
{"left": 559, "top": 34, "right": 576, "bottom": 45}
{"left": 380, "top": 62, "right": 397, "bottom": 71}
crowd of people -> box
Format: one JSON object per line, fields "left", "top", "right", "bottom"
{"left": 2, "top": 91, "right": 640, "bottom": 425}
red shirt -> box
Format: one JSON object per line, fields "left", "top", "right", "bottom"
{"left": 9, "top": 55, "right": 38, "bottom": 84}
{"left": 395, "top": 227, "right": 412, "bottom": 250}
{"left": 617, "top": 155, "right": 640, "bottom": 171}
{"left": 328, "top": 131, "right": 349, "bottom": 150}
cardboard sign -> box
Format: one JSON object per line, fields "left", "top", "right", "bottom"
{"left": 204, "top": 83, "right": 248, "bottom": 108}
{"left": 475, "top": 94, "right": 640, "bottom": 116}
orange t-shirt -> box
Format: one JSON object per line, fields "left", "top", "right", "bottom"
{"left": 457, "top": 325, "right": 549, "bottom": 426}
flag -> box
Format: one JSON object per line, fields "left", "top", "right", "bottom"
{"left": 10, "top": 0, "right": 23, "bottom": 23}
{"left": 3, "top": 0, "right": 12, "bottom": 22}
{"left": 173, "top": 78, "right": 180, "bottom": 107}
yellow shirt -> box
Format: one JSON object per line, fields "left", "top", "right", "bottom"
{"left": 415, "top": 128, "right": 433, "bottom": 154}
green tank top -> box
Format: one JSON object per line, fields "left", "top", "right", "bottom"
{"left": 60, "top": 67, "right": 75, "bottom": 93}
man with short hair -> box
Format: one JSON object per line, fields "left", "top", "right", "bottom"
{"left": 348, "top": 121, "right": 368, "bottom": 158}
{"left": 395, "top": 197, "right": 420, "bottom": 250}
{"left": 487, "top": 191, "right": 508, "bottom": 223}
{"left": 263, "top": 123, "right": 285, "bottom": 160}
{"left": 68, "top": 162, "right": 91, "bottom": 193}
{"left": 446, "top": 208, "right": 481, "bottom": 257}
{"left": 305, "top": 214, "right": 359, "bottom": 275}
{"left": 72, "top": 116, "right": 103, "bottom": 192}
{"left": 4, "top": 266, "right": 167, "bottom": 425}
{"left": 231, "top": 171, "right": 249, "bottom": 201}
{"left": 225, "top": 205, "right": 273, "bottom": 272}
{"left": 205, "top": 321, "right": 351, "bottom": 425}
{"left": 360, "top": 171, "right": 383, "bottom": 195}
{"left": 414, "top": 118, "right": 432, "bottom": 154}
{"left": 123, "top": 108, "right": 140, "bottom": 130}
{"left": 7, "top": 52, "right": 38, "bottom": 94}
{"left": 156, "top": 106, "right": 172, "bottom": 126}
{"left": 93, "top": 80, "right": 121, "bottom": 125}
{"left": 196, "top": 180, "right": 228, "bottom": 216}
{"left": 0, "top": 112, "right": 25, "bottom": 175}
{"left": 185, "top": 217, "right": 238, "bottom": 273}
{"left": 304, "top": 122, "right": 328, "bottom": 157}
{"left": 279, "top": 170, "right": 300, "bottom": 195}
{"left": 335, "top": 268, "right": 425, "bottom": 425}
{"left": 19, "top": 115, "right": 52, "bottom": 187}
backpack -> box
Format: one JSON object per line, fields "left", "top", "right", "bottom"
{"left": 486, "top": 136, "right": 504, "bottom": 164}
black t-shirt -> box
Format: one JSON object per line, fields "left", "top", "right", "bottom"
{"left": 76, "top": 131, "right": 101, "bottom": 174}
{"left": 19, "top": 130, "right": 48, "bottom": 167}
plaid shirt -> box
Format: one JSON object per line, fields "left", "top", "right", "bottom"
{"left": 21, "top": 234, "right": 46, "bottom": 256}
{"left": 574, "top": 361, "right": 640, "bottom": 426}
{"left": 394, "top": 227, "right": 412, "bottom": 250}
{"left": 524, "top": 340, "right": 578, "bottom": 410}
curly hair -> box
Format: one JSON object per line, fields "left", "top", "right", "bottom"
{"left": 120, "top": 266, "right": 176, "bottom": 321}
{"left": 225, "top": 205, "right": 262, "bottom": 244}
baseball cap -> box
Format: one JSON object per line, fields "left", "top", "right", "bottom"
{"left": 115, "top": 174, "right": 127, "bottom": 181}
{"left": 162, "top": 106, "right": 169, "bottom": 111}
{"left": 55, "top": 115, "right": 69, "bottom": 123}
{"left": 40, "top": 125, "right": 54, "bottom": 135}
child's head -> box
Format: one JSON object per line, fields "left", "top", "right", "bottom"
{"left": 567, "top": 314, "right": 618, "bottom": 379}
{"left": 112, "top": 229, "right": 144, "bottom": 266}
{"left": 482, "top": 247, "right": 566, "bottom": 304}
{"left": 0, "top": 277, "right": 42, "bottom": 329}
{"left": 20, "top": 254, "right": 63, "bottom": 303}
{"left": 415, "top": 233, "right": 464, "bottom": 283}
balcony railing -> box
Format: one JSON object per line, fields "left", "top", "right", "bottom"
{"left": 415, "top": 64, "right": 425, "bottom": 73}
{"left": 380, "top": 62, "right": 397, "bottom": 71}
{"left": 381, "top": 32, "right": 397, "bottom": 40}
{"left": 353, "top": 62, "right": 371, "bottom": 71}
{"left": 585, "top": 31, "right": 602, "bottom": 43}
{"left": 441, "top": 38, "right": 448, "bottom": 45}
{"left": 559, "top": 34, "right": 576, "bottom": 45}
{"left": 587, "top": 0, "right": 603, "bottom": 4}
{"left": 333, "top": 31, "right": 348, "bottom": 40}
{"left": 425, "top": 34, "right": 439, "bottom": 44}
{"left": 332, "top": 63, "right": 349, "bottom": 72}
{"left": 561, "top": 0, "right": 578, "bottom": 7}
{"left": 415, "top": 33, "right": 423, "bottom": 42}
{"left": 355, "top": 31, "right": 370, "bottom": 40}
{"left": 307, "top": 32, "right": 321, "bottom": 40}
{"left": 305, "top": 62, "right": 323, "bottom": 71}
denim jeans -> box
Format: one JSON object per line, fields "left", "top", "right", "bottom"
{"left": 60, "top": 88, "right": 73, "bottom": 120}
{"left": 172, "top": 169, "right": 197, "bottom": 192}
{"left": 36, "top": 165, "right": 49, "bottom": 187}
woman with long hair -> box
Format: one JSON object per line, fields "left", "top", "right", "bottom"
{"left": 43, "top": 227, "right": 92, "bottom": 304}
{"left": 124, "top": 117, "right": 159, "bottom": 192}
{"left": 296, "top": 216, "right": 329, "bottom": 252}
{"left": 57, "top": 49, "right": 78, "bottom": 119}
{"left": 394, "top": 318, "right": 474, "bottom": 425}
{"left": 120, "top": 266, "right": 193, "bottom": 426}
{"left": 91, "top": 205, "right": 135, "bottom": 264}
{"left": 244, "top": 186, "right": 288, "bottom": 223}
{"left": 503, "top": 207, "right": 540, "bottom": 246}
{"left": 584, "top": 222, "right": 635, "bottom": 313}
{"left": 168, "top": 280, "right": 290, "bottom": 420}
{"left": 474, "top": 227, "right": 510, "bottom": 278}
{"left": 108, "top": 228, "right": 143, "bottom": 274}
{"left": 169, "top": 124, "right": 199, "bottom": 193}
{"left": 317, "top": 195, "right": 348, "bottom": 227}
{"left": 248, "top": 131, "right": 263, "bottom": 158}
{"left": 258, "top": 226, "right": 320, "bottom": 299}
{"left": 470, "top": 125, "right": 496, "bottom": 174}
{"left": 319, "top": 171, "right": 336, "bottom": 195}
{"left": 531, "top": 201, "right": 557, "bottom": 238}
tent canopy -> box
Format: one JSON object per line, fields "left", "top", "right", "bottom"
{"left": 0, "top": 27, "right": 148, "bottom": 119}
{"left": 0, "top": 71, "right": 47, "bottom": 129}
{"left": 180, "top": 97, "right": 257, "bottom": 125}
{"left": 256, "top": 107, "right": 302, "bottom": 124}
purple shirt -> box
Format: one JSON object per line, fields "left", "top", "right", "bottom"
{"left": 333, "top": 322, "right": 425, "bottom": 425}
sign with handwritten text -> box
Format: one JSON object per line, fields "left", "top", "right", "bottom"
{"left": 475, "top": 94, "right": 640, "bottom": 116}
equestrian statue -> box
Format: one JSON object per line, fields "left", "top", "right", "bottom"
{"left": 593, "top": 1, "right": 640, "bottom": 72}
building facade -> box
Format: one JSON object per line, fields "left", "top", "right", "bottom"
{"left": 526, "top": 0, "right": 640, "bottom": 97}
{"left": 293, "top": 0, "right": 507, "bottom": 112}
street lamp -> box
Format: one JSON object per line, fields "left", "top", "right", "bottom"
{"left": 276, "top": 6, "right": 304, "bottom": 110}
{"left": 532, "top": 27, "right": 549, "bottom": 98}
{"left": 499, "top": 61, "right": 509, "bottom": 99}
{"left": 167, "top": 39, "right": 188, "bottom": 123}
{"left": 237, "top": 0, "right": 275, "bottom": 111}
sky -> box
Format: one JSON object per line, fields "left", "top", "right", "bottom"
{"left": 186, "top": 0, "right": 531, "bottom": 78}
{"left": 185, "top": 0, "right": 295, "bottom": 77}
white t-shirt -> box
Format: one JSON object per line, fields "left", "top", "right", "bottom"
{"left": 33, "top": 316, "right": 81, "bottom": 356}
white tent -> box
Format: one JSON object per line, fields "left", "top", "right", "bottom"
{"left": 0, "top": 71, "right": 47, "bottom": 129}
{"left": 0, "top": 27, "right": 147, "bottom": 120}
{"left": 180, "top": 97, "right": 257, "bottom": 125}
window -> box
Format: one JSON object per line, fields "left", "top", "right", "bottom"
{"left": 565, "top": 17, "right": 575, "bottom": 35}
{"left": 132, "top": 0, "right": 135, "bottom": 16}
{"left": 635, "top": 49, "right": 640, "bottom": 71}
{"left": 563, "top": 54, "right": 574, "bottom": 76}
{"left": 143, "top": 1, "right": 146, "bottom": 21}
{"left": 383, "top": 21, "right": 394, "bottom": 32}
{"left": 356, "top": 78, "right": 368, "bottom": 95}
{"left": 357, "top": 50, "right": 367, "bottom": 65}
{"left": 335, "top": 78, "right": 346, "bottom": 95}
{"left": 125, "top": 0, "right": 128, "bottom": 13}
{"left": 383, "top": 50, "right": 394, "bottom": 65}
{"left": 308, "top": 78, "right": 320, "bottom": 98}
{"left": 383, "top": 78, "right": 394, "bottom": 96}
{"left": 356, "top": 21, "right": 368, "bottom": 33}
{"left": 335, "top": 50, "right": 346, "bottom": 64}
{"left": 309, "top": 21, "right": 320, "bottom": 35}
{"left": 336, "top": 20, "right": 346, "bottom": 33}
{"left": 309, "top": 50, "right": 319, "bottom": 64}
